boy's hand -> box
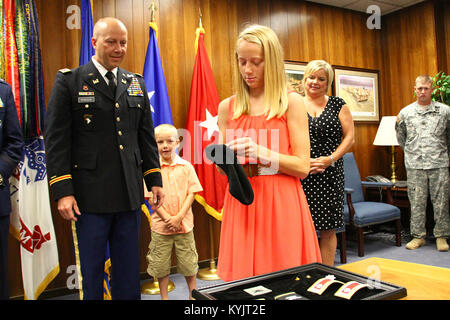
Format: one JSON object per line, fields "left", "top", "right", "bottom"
{"left": 167, "top": 214, "right": 183, "bottom": 232}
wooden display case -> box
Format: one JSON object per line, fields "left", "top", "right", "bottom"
{"left": 193, "top": 263, "right": 407, "bottom": 300}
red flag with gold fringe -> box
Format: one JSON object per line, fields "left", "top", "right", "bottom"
{"left": 183, "top": 26, "right": 227, "bottom": 221}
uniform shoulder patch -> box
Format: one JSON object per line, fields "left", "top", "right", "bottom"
{"left": 59, "top": 68, "right": 72, "bottom": 74}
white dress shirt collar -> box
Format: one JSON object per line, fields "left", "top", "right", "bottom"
{"left": 91, "top": 57, "right": 118, "bottom": 84}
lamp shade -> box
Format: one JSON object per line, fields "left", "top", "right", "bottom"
{"left": 373, "top": 116, "right": 399, "bottom": 146}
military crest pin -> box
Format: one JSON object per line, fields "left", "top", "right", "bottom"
{"left": 83, "top": 114, "right": 93, "bottom": 125}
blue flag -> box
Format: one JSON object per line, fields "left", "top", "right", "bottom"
{"left": 141, "top": 23, "right": 173, "bottom": 233}
{"left": 79, "top": 0, "right": 94, "bottom": 65}
{"left": 143, "top": 24, "right": 173, "bottom": 127}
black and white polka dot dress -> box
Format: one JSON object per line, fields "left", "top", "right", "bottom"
{"left": 302, "top": 96, "right": 345, "bottom": 231}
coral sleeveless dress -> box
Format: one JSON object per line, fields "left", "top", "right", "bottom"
{"left": 217, "top": 97, "right": 322, "bottom": 282}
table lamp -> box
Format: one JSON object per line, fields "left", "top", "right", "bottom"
{"left": 373, "top": 116, "right": 399, "bottom": 183}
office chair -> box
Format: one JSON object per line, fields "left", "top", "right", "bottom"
{"left": 343, "top": 152, "right": 402, "bottom": 257}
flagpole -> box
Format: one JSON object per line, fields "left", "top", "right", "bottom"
{"left": 194, "top": 10, "right": 220, "bottom": 281}
{"left": 140, "top": 2, "right": 175, "bottom": 295}
{"left": 197, "top": 215, "right": 220, "bottom": 280}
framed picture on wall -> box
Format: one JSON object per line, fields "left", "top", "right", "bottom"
{"left": 332, "top": 66, "right": 380, "bottom": 122}
{"left": 285, "top": 60, "right": 307, "bottom": 96}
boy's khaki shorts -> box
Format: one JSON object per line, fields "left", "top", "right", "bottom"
{"left": 146, "top": 230, "right": 199, "bottom": 279}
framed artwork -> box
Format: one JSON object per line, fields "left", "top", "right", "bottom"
{"left": 333, "top": 66, "right": 380, "bottom": 122}
{"left": 284, "top": 60, "right": 307, "bottom": 96}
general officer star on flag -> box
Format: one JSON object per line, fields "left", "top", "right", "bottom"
{"left": 199, "top": 109, "right": 219, "bottom": 140}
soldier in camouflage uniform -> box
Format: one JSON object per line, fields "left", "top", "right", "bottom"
{"left": 396, "top": 75, "right": 450, "bottom": 252}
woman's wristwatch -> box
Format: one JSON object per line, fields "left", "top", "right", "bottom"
{"left": 329, "top": 154, "right": 335, "bottom": 167}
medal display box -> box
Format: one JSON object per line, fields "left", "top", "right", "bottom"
{"left": 193, "top": 263, "right": 407, "bottom": 300}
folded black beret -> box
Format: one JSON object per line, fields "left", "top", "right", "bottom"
{"left": 205, "top": 144, "right": 254, "bottom": 205}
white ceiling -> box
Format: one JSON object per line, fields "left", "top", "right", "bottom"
{"left": 305, "top": 0, "right": 426, "bottom": 15}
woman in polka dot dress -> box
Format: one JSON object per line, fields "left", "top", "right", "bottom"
{"left": 301, "top": 60, "right": 355, "bottom": 266}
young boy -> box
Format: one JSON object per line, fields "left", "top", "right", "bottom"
{"left": 146, "top": 124, "right": 203, "bottom": 300}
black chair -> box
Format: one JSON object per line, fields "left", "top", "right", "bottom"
{"left": 343, "top": 152, "right": 401, "bottom": 257}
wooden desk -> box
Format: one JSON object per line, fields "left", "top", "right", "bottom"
{"left": 364, "top": 186, "right": 409, "bottom": 207}
{"left": 339, "top": 257, "right": 450, "bottom": 300}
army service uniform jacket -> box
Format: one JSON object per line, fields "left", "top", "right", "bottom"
{"left": 0, "top": 79, "right": 24, "bottom": 217}
{"left": 44, "top": 61, "right": 162, "bottom": 213}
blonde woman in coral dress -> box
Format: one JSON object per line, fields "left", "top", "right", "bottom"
{"left": 216, "top": 25, "right": 322, "bottom": 282}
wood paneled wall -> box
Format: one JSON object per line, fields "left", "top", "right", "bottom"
{"left": 445, "top": 2, "right": 450, "bottom": 70}
{"left": 434, "top": 0, "right": 449, "bottom": 73}
{"left": 7, "top": 0, "right": 444, "bottom": 298}
{"left": 381, "top": 0, "right": 444, "bottom": 179}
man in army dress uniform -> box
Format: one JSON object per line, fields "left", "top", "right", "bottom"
{"left": 45, "top": 17, "right": 164, "bottom": 299}
{"left": 0, "top": 79, "right": 24, "bottom": 300}
{"left": 396, "top": 75, "right": 450, "bottom": 252}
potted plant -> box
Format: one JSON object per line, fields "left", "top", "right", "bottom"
{"left": 431, "top": 71, "right": 450, "bottom": 106}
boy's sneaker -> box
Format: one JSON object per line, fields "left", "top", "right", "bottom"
{"left": 405, "top": 238, "right": 426, "bottom": 250}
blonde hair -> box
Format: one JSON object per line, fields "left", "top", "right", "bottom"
{"left": 154, "top": 124, "right": 179, "bottom": 140}
{"left": 303, "top": 60, "right": 334, "bottom": 93}
{"left": 415, "top": 75, "right": 433, "bottom": 86}
{"left": 232, "top": 25, "right": 288, "bottom": 120}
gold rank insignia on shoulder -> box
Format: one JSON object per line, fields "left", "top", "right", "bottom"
{"left": 59, "top": 68, "right": 72, "bottom": 74}
{"left": 134, "top": 73, "right": 143, "bottom": 78}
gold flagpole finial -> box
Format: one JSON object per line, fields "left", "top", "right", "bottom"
{"left": 195, "top": 8, "right": 205, "bottom": 53}
{"left": 149, "top": 2, "right": 157, "bottom": 22}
